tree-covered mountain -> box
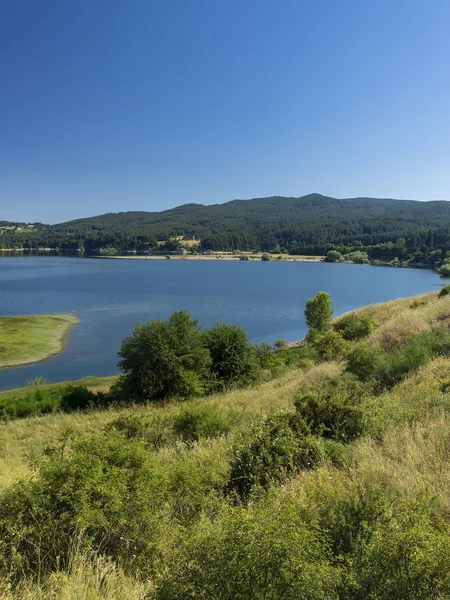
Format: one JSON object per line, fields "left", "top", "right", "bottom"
{"left": 2, "top": 193, "right": 450, "bottom": 255}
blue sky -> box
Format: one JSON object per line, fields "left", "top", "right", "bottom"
{"left": 1, "top": 0, "right": 450, "bottom": 223}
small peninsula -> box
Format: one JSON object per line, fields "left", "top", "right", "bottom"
{"left": 0, "top": 314, "right": 78, "bottom": 369}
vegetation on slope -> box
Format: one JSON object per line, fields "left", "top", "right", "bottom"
{"left": 3, "top": 194, "right": 450, "bottom": 268}
{"left": 0, "top": 315, "right": 78, "bottom": 369}
{"left": 2, "top": 290, "right": 450, "bottom": 597}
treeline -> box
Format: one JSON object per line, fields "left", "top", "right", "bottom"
{"left": 3, "top": 194, "right": 450, "bottom": 258}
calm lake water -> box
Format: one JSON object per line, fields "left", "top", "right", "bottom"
{"left": 0, "top": 257, "right": 442, "bottom": 390}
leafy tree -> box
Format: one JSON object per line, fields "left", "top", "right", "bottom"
{"left": 117, "top": 311, "right": 211, "bottom": 401}
{"left": 304, "top": 291, "right": 334, "bottom": 336}
{"left": 324, "top": 250, "right": 343, "bottom": 262}
{"left": 203, "top": 322, "right": 258, "bottom": 389}
{"left": 438, "top": 262, "right": 450, "bottom": 277}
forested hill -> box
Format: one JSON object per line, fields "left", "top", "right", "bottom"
{"left": 3, "top": 193, "right": 450, "bottom": 254}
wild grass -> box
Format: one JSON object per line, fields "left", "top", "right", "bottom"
{"left": 0, "top": 315, "right": 78, "bottom": 369}
{"left": 2, "top": 290, "right": 450, "bottom": 598}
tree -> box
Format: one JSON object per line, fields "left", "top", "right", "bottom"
{"left": 117, "top": 311, "right": 211, "bottom": 401}
{"left": 304, "top": 291, "right": 333, "bottom": 336}
{"left": 324, "top": 250, "right": 343, "bottom": 262}
{"left": 203, "top": 322, "right": 258, "bottom": 389}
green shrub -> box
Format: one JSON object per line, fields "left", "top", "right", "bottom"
{"left": 324, "top": 250, "right": 343, "bottom": 262}
{"left": 310, "top": 329, "right": 349, "bottom": 360}
{"left": 346, "top": 344, "right": 381, "bottom": 382}
{"left": 438, "top": 284, "right": 450, "bottom": 297}
{"left": 343, "top": 251, "right": 370, "bottom": 264}
{"left": 252, "top": 342, "right": 280, "bottom": 369}
{"left": 261, "top": 253, "right": 272, "bottom": 261}
{"left": 375, "top": 328, "right": 450, "bottom": 389}
{"left": 437, "top": 262, "right": 450, "bottom": 277}
{"left": 227, "top": 412, "right": 321, "bottom": 501}
{"left": 334, "top": 313, "right": 378, "bottom": 341}
{"left": 203, "top": 322, "right": 259, "bottom": 390}
{"left": 173, "top": 404, "right": 239, "bottom": 443}
{"left": 0, "top": 384, "right": 99, "bottom": 421}
{"left": 410, "top": 299, "right": 428, "bottom": 309}
{"left": 294, "top": 376, "right": 368, "bottom": 442}
{"left": 155, "top": 497, "right": 341, "bottom": 600}
{"left": 356, "top": 503, "right": 450, "bottom": 600}
{"left": 0, "top": 432, "right": 161, "bottom": 580}
{"left": 239, "top": 255, "right": 249, "bottom": 261}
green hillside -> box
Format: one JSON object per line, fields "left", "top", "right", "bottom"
{"left": 3, "top": 194, "right": 450, "bottom": 258}
{"left": 3, "top": 291, "right": 450, "bottom": 597}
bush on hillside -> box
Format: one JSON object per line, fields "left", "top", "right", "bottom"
{"left": 117, "top": 311, "right": 211, "bottom": 401}
{"left": 172, "top": 404, "right": 239, "bottom": 443}
{"left": 155, "top": 497, "right": 341, "bottom": 600}
{"left": 294, "top": 376, "right": 368, "bottom": 442}
{"left": 0, "top": 433, "right": 159, "bottom": 580}
{"left": 438, "top": 284, "right": 450, "bottom": 297}
{"left": 346, "top": 344, "right": 381, "bottom": 382}
{"left": 333, "top": 313, "right": 378, "bottom": 341}
{"left": 261, "top": 253, "right": 272, "bottom": 261}
{"left": 227, "top": 412, "right": 321, "bottom": 501}
{"left": 0, "top": 384, "right": 99, "bottom": 420}
{"left": 310, "top": 330, "right": 349, "bottom": 361}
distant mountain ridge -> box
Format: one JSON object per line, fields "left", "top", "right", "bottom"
{"left": 2, "top": 193, "right": 450, "bottom": 253}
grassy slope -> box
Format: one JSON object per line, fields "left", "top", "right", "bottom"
{"left": 2, "top": 292, "right": 450, "bottom": 598}
{"left": 0, "top": 314, "right": 78, "bottom": 369}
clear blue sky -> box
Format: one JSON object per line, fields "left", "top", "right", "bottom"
{"left": 1, "top": 0, "right": 450, "bottom": 223}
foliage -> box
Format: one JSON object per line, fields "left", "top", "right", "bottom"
{"left": 0, "top": 433, "right": 160, "bottom": 580}
{"left": 274, "top": 338, "right": 287, "bottom": 348}
{"left": 238, "top": 254, "right": 249, "bottom": 260}
{"left": 343, "top": 251, "right": 370, "bottom": 264}
{"left": 294, "top": 376, "right": 368, "bottom": 442}
{"left": 6, "top": 194, "right": 450, "bottom": 257}
{"left": 227, "top": 412, "right": 321, "bottom": 500}
{"left": 203, "top": 322, "right": 258, "bottom": 390}
{"left": 117, "top": 311, "right": 211, "bottom": 401}
{"left": 437, "top": 261, "right": 450, "bottom": 276}
{"left": 333, "top": 313, "right": 377, "bottom": 341}
{"left": 304, "top": 291, "right": 334, "bottom": 335}
{"left": 155, "top": 497, "right": 341, "bottom": 600}
{"left": 261, "top": 253, "right": 272, "bottom": 261}
{"left": 346, "top": 344, "right": 381, "bottom": 382}
{"left": 310, "top": 330, "right": 349, "bottom": 360}
{"left": 172, "top": 404, "right": 239, "bottom": 443}
{"left": 0, "top": 384, "right": 99, "bottom": 420}
{"left": 438, "top": 284, "right": 450, "bottom": 297}
{"left": 324, "top": 250, "right": 343, "bottom": 262}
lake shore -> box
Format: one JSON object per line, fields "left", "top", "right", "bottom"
{"left": 92, "top": 253, "right": 325, "bottom": 261}
{"left": 0, "top": 314, "right": 79, "bottom": 370}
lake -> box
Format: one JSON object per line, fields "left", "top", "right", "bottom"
{"left": 0, "top": 256, "right": 442, "bottom": 390}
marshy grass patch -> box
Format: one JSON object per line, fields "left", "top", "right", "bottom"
{"left": 0, "top": 314, "right": 79, "bottom": 369}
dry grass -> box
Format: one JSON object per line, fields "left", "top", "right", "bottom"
{"left": 362, "top": 292, "right": 450, "bottom": 351}
{"left": 0, "top": 362, "right": 341, "bottom": 489}
{"left": 0, "top": 555, "right": 151, "bottom": 600}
